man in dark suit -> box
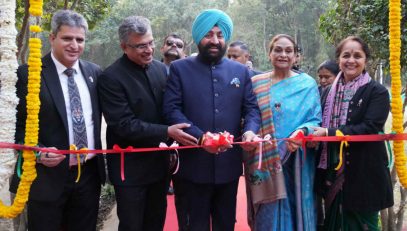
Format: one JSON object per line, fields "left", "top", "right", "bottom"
{"left": 163, "top": 9, "right": 261, "bottom": 231}
{"left": 97, "top": 16, "right": 197, "bottom": 231}
{"left": 10, "top": 10, "right": 105, "bottom": 231}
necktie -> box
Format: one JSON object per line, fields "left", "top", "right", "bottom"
{"left": 64, "top": 68, "right": 87, "bottom": 164}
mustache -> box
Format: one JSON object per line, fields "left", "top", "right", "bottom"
{"left": 203, "top": 43, "right": 222, "bottom": 50}
{"left": 164, "top": 50, "right": 181, "bottom": 57}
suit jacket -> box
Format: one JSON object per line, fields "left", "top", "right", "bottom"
{"left": 163, "top": 56, "right": 261, "bottom": 184}
{"left": 10, "top": 53, "right": 105, "bottom": 201}
{"left": 325, "top": 80, "right": 393, "bottom": 211}
{"left": 98, "top": 54, "right": 169, "bottom": 186}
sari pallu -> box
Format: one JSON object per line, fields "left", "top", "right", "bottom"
{"left": 246, "top": 73, "right": 321, "bottom": 230}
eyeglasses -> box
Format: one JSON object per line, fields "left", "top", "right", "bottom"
{"left": 127, "top": 41, "right": 155, "bottom": 50}
{"left": 166, "top": 40, "right": 184, "bottom": 49}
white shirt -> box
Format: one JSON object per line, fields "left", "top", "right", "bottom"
{"left": 51, "top": 53, "right": 95, "bottom": 163}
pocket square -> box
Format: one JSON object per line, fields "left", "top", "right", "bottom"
{"left": 230, "top": 77, "right": 240, "bottom": 87}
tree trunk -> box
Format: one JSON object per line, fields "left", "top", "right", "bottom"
{"left": 19, "top": 23, "right": 30, "bottom": 64}
{"left": 71, "top": 0, "right": 81, "bottom": 10}
{"left": 16, "top": 0, "right": 30, "bottom": 64}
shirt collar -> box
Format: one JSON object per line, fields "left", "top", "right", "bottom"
{"left": 51, "top": 52, "right": 80, "bottom": 76}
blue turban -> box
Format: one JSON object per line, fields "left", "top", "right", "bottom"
{"left": 191, "top": 9, "right": 233, "bottom": 44}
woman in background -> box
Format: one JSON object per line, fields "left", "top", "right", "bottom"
{"left": 317, "top": 60, "right": 340, "bottom": 108}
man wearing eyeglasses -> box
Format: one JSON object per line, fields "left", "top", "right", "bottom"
{"left": 160, "top": 33, "right": 186, "bottom": 75}
{"left": 98, "top": 16, "right": 197, "bottom": 231}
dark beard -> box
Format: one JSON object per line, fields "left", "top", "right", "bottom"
{"left": 198, "top": 43, "right": 226, "bottom": 64}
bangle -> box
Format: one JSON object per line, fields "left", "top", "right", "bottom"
{"left": 35, "top": 151, "right": 42, "bottom": 162}
{"left": 325, "top": 128, "right": 328, "bottom": 136}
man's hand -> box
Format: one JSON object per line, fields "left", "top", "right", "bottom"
{"left": 240, "top": 131, "right": 259, "bottom": 151}
{"left": 38, "top": 147, "right": 66, "bottom": 167}
{"left": 306, "top": 127, "right": 327, "bottom": 148}
{"left": 201, "top": 132, "right": 233, "bottom": 154}
{"left": 168, "top": 123, "right": 198, "bottom": 146}
{"left": 312, "top": 127, "right": 327, "bottom": 137}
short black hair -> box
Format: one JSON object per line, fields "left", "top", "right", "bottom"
{"left": 229, "top": 40, "right": 249, "bottom": 52}
{"left": 317, "top": 60, "right": 340, "bottom": 76}
{"left": 163, "top": 33, "right": 184, "bottom": 45}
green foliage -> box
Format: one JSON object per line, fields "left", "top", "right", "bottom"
{"left": 319, "top": 0, "right": 406, "bottom": 77}
{"left": 85, "top": 0, "right": 330, "bottom": 73}
{"left": 16, "top": 0, "right": 112, "bottom": 31}
{"left": 84, "top": 0, "right": 229, "bottom": 68}
{"left": 228, "top": 0, "right": 330, "bottom": 73}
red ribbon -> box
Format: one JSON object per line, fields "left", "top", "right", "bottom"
{"left": 113, "top": 144, "right": 134, "bottom": 181}
{"left": 4, "top": 133, "right": 407, "bottom": 181}
{"left": 2, "top": 133, "right": 407, "bottom": 155}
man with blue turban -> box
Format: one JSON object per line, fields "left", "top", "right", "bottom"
{"left": 163, "top": 9, "right": 261, "bottom": 230}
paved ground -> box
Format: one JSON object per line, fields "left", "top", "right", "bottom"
{"left": 101, "top": 176, "right": 250, "bottom": 231}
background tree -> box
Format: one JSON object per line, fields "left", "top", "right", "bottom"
{"left": 319, "top": 0, "right": 406, "bottom": 83}
{"left": 84, "top": 0, "right": 229, "bottom": 68}
{"left": 84, "top": 0, "right": 331, "bottom": 73}
{"left": 228, "top": 0, "right": 331, "bottom": 72}
{"left": 15, "top": 0, "right": 112, "bottom": 64}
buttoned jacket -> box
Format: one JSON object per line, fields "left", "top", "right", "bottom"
{"left": 98, "top": 54, "right": 169, "bottom": 186}
{"left": 326, "top": 80, "right": 393, "bottom": 212}
{"left": 163, "top": 56, "right": 261, "bottom": 184}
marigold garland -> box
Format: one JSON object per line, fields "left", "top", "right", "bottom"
{"left": 389, "top": 0, "right": 407, "bottom": 187}
{"left": 0, "top": 0, "right": 42, "bottom": 218}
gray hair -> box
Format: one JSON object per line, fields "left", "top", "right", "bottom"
{"left": 118, "top": 16, "right": 152, "bottom": 43}
{"left": 51, "top": 10, "right": 88, "bottom": 35}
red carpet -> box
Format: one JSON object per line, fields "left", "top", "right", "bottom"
{"left": 164, "top": 176, "right": 250, "bottom": 231}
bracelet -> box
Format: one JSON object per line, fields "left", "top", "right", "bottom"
{"left": 242, "top": 131, "right": 253, "bottom": 140}
{"left": 35, "top": 151, "right": 42, "bottom": 162}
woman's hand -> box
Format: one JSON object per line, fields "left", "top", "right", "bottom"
{"left": 286, "top": 129, "right": 303, "bottom": 153}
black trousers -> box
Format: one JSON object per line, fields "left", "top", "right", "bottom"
{"left": 173, "top": 175, "right": 187, "bottom": 230}
{"left": 28, "top": 158, "right": 101, "bottom": 231}
{"left": 176, "top": 178, "right": 239, "bottom": 231}
{"left": 114, "top": 177, "right": 168, "bottom": 231}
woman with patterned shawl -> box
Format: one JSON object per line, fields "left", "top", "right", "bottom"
{"left": 313, "top": 36, "right": 393, "bottom": 230}
{"left": 245, "top": 34, "right": 321, "bottom": 230}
